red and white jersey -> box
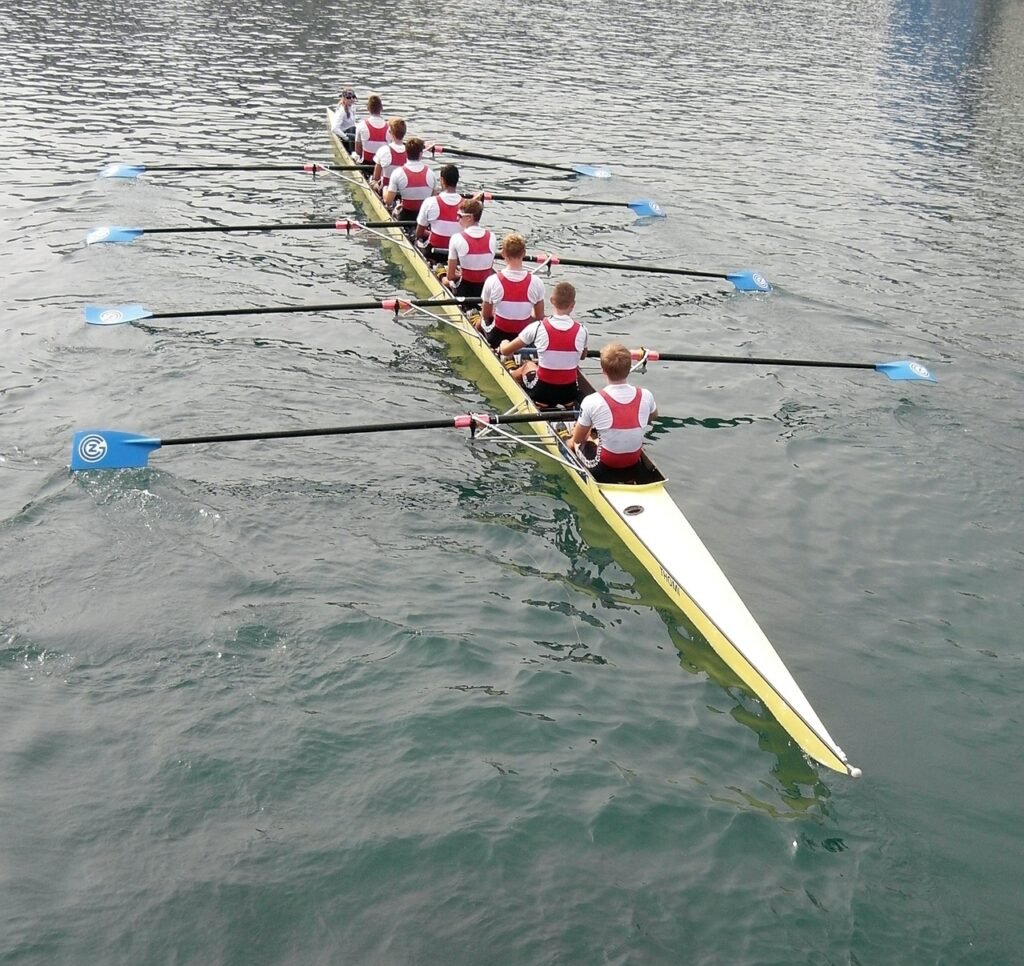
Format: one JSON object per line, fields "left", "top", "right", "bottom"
{"left": 579, "top": 384, "right": 657, "bottom": 467}
{"left": 356, "top": 116, "right": 389, "bottom": 162}
{"left": 519, "top": 314, "right": 588, "bottom": 385}
{"left": 373, "top": 142, "right": 407, "bottom": 182}
{"left": 449, "top": 226, "right": 497, "bottom": 283}
{"left": 481, "top": 268, "right": 545, "bottom": 335}
{"left": 388, "top": 162, "right": 437, "bottom": 214}
{"left": 417, "top": 192, "right": 462, "bottom": 248}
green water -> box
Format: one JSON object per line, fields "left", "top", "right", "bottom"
{"left": 2, "top": 0, "right": 1022, "bottom": 962}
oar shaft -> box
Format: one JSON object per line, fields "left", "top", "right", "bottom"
{"left": 431, "top": 145, "right": 570, "bottom": 172}
{"left": 484, "top": 193, "right": 628, "bottom": 208}
{"left": 147, "top": 222, "right": 336, "bottom": 234}
{"left": 162, "top": 410, "right": 579, "bottom": 447}
{"left": 140, "top": 164, "right": 316, "bottom": 172}
{"left": 149, "top": 300, "right": 386, "bottom": 320}
{"left": 523, "top": 253, "right": 725, "bottom": 279}
{"left": 143, "top": 220, "right": 414, "bottom": 235}
{"left": 116, "top": 163, "right": 364, "bottom": 173}
{"left": 639, "top": 351, "right": 874, "bottom": 370}
{"left": 146, "top": 297, "right": 472, "bottom": 321}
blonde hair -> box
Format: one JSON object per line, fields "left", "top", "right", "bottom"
{"left": 388, "top": 117, "right": 407, "bottom": 140}
{"left": 599, "top": 342, "right": 632, "bottom": 380}
{"left": 550, "top": 281, "right": 576, "bottom": 312}
{"left": 501, "top": 232, "right": 526, "bottom": 258}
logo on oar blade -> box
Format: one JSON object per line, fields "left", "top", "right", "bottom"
{"left": 76, "top": 434, "right": 108, "bottom": 464}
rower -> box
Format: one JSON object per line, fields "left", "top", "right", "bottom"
{"left": 444, "top": 199, "right": 496, "bottom": 300}
{"left": 383, "top": 137, "right": 437, "bottom": 226}
{"left": 332, "top": 87, "right": 358, "bottom": 153}
{"left": 478, "top": 232, "right": 545, "bottom": 349}
{"left": 354, "top": 94, "right": 388, "bottom": 170}
{"left": 415, "top": 164, "right": 464, "bottom": 266}
{"left": 499, "top": 281, "right": 588, "bottom": 408}
{"left": 570, "top": 342, "right": 658, "bottom": 482}
{"left": 371, "top": 117, "right": 408, "bottom": 193}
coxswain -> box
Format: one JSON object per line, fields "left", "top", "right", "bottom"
{"left": 478, "top": 233, "right": 546, "bottom": 349}
{"left": 384, "top": 137, "right": 437, "bottom": 224}
{"left": 415, "top": 164, "right": 464, "bottom": 265}
{"left": 445, "top": 199, "right": 496, "bottom": 300}
{"left": 332, "top": 87, "right": 358, "bottom": 153}
{"left": 570, "top": 342, "right": 658, "bottom": 482}
{"left": 354, "top": 94, "right": 388, "bottom": 170}
{"left": 371, "top": 117, "right": 408, "bottom": 192}
{"left": 499, "top": 281, "right": 588, "bottom": 408}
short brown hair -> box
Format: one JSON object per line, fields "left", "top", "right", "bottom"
{"left": 501, "top": 232, "right": 526, "bottom": 258}
{"left": 550, "top": 281, "right": 576, "bottom": 312}
{"left": 599, "top": 342, "right": 632, "bottom": 380}
{"left": 458, "top": 199, "right": 483, "bottom": 222}
{"left": 440, "top": 163, "right": 459, "bottom": 187}
{"left": 367, "top": 94, "right": 382, "bottom": 114}
{"left": 406, "top": 136, "right": 424, "bottom": 160}
{"left": 388, "top": 117, "right": 407, "bottom": 140}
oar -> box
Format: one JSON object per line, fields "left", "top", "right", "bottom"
{"left": 82, "top": 296, "right": 479, "bottom": 327}
{"left": 630, "top": 349, "right": 937, "bottom": 382}
{"left": 428, "top": 144, "right": 610, "bottom": 179}
{"left": 516, "top": 252, "right": 772, "bottom": 293}
{"left": 70, "top": 410, "right": 580, "bottom": 471}
{"left": 481, "top": 191, "right": 664, "bottom": 218}
{"left": 98, "top": 161, "right": 365, "bottom": 179}
{"left": 85, "top": 219, "right": 414, "bottom": 245}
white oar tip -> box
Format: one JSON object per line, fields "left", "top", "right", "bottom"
{"left": 848, "top": 766, "right": 863, "bottom": 779}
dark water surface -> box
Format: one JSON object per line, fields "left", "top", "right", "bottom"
{"left": 2, "top": 0, "right": 1022, "bottom": 963}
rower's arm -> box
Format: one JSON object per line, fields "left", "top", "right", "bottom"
{"left": 481, "top": 298, "right": 494, "bottom": 323}
{"left": 532, "top": 299, "right": 545, "bottom": 321}
{"left": 498, "top": 336, "right": 526, "bottom": 358}
{"left": 446, "top": 254, "right": 459, "bottom": 283}
{"left": 570, "top": 418, "right": 592, "bottom": 450}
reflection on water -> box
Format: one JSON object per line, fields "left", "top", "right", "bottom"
{"left": 4, "top": 0, "right": 1024, "bottom": 961}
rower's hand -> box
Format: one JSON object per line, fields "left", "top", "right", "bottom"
{"left": 498, "top": 340, "right": 511, "bottom": 357}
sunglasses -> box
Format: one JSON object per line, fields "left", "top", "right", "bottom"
{"left": 458, "top": 211, "right": 473, "bottom": 218}
{"left": 343, "top": 92, "right": 356, "bottom": 99}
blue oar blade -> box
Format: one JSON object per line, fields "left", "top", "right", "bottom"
{"left": 86, "top": 226, "right": 144, "bottom": 245}
{"left": 627, "top": 199, "right": 666, "bottom": 218}
{"left": 875, "top": 360, "right": 937, "bottom": 382}
{"left": 572, "top": 164, "right": 612, "bottom": 179}
{"left": 83, "top": 304, "right": 153, "bottom": 326}
{"left": 99, "top": 163, "right": 146, "bottom": 179}
{"left": 71, "top": 431, "right": 161, "bottom": 470}
{"left": 726, "top": 270, "right": 772, "bottom": 293}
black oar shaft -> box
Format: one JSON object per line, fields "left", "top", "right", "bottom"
{"left": 147, "top": 222, "right": 336, "bottom": 234}
{"left": 146, "top": 297, "right": 475, "bottom": 321}
{"left": 486, "top": 193, "right": 627, "bottom": 208}
{"left": 143, "top": 164, "right": 309, "bottom": 172}
{"left": 163, "top": 410, "right": 579, "bottom": 447}
{"left": 645, "top": 352, "right": 874, "bottom": 370}
{"left": 150, "top": 300, "right": 385, "bottom": 320}
{"left": 432, "top": 146, "right": 570, "bottom": 172}
{"left": 131, "top": 163, "right": 364, "bottom": 173}
{"left": 144, "top": 220, "right": 414, "bottom": 235}
{"left": 525, "top": 253, "right": 725, "bottom": 279}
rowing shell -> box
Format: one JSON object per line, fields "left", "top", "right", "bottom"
{"left": 325, "top": 110, "right": 860, "bottom": 777}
